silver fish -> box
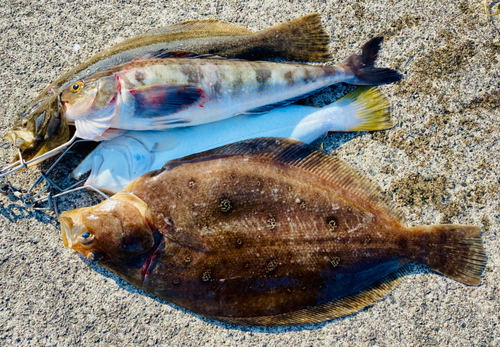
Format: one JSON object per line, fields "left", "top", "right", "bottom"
{"left": 74, "top": 87, "right": 393, "bottom": 193}
{"left": 60, "top": 37, "right": 401, "bottom": 140}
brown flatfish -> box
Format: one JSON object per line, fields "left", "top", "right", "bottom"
{"left": 59, "top": 138, "right": 486, "bottom": 326}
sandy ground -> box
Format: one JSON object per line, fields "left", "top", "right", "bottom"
{"left": 0, "top": 0, "right": 499, "bottom": 346}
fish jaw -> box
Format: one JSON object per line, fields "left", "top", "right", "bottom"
{"left": 4, "top": 96, "right": 63, "bottom": 161}
{"left": 4, "top": 128, "right": 37, "bottom": 154}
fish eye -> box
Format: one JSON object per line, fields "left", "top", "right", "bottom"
{"left": 79, "top": 231, "right": 95, "bottom": 245}
{"left": 71, "top": 81, "right": 83, "bottom": 93}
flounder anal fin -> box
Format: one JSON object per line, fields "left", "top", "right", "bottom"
{"left": 137, "top": 50, "right": 201, "bottom": 60}
{"left": 138, "top": 50, "right": 237, "bottom": 61}
{"left": 130, "top": 84, "right": 203, "bottom": 119}
{"left": 212, "top": 266, "right": 409, "bottom": 326}
{"left": 162, "top": 137, "right": 406, "bottom": 224}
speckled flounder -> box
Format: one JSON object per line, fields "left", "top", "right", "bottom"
{"left": 6, "top": 14, "right": 332, "bottom": 161}
{"left": 59, "top": 138, "right": 486, "bottom": 326}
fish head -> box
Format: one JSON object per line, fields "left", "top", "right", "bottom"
{"left": 4, "top": 95, "right": 70, "bottom": 162}
{"left": 61, "top": 76, "right": 118, "bottom": 120}
{"left": 59, "top": 192, "right": 158, "bottom": 264}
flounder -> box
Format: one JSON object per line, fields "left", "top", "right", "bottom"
{"left": 59, "top": 138, "right": 486, "bottom": 326}
{"left": 6, "top": 14, "right": 332, "bottom": 161}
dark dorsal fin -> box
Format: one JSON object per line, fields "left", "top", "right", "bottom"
{"left": 211, "top": 266, "right": 409, "bottom": 326}
{"left": 241, "top": 88, "right": 327, "bottom": 115}
{"left": 162, "top": 138, "right": 406, "bottom": 224}
{"left": 309, "top": 134, "right": 327, "bottom": 150}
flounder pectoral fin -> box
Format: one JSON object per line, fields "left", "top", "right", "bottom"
{"left": 161, "top": 226, "right": 210, "bottom": 253}
{"left": 211, "top": 266, "right": 410, "bottom": 326}
{"left": 129, "top": 84, "right": 203, "bottom": 119}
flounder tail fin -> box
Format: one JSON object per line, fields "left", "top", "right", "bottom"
{"left": 411, "top": 225, "right": 486, "bottom": 286}
{"left": 257, "top": 14, "right": 332, "bottom": 62}
{"left": 343, "top": 37, "right": 402, "bottom": 85}
{"left": 333, "top": 86, "right": 394, "bottom": 131}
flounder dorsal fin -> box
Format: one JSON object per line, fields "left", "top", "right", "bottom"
{"left": 212, "top": 266, "right": 409, "bottom": 326}
{"left": 145, "top": 19, "right": 254, "bottom": 36}
{"left": 162, "top": 137, "right": 405, "bottom": 224}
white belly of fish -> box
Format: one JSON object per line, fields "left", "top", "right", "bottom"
{"left": 74, "top": 86, "right": 392, "bottom": 193}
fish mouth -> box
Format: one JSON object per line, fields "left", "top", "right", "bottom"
{"left": 59, "top": 211, "right": 86, "bottom": 249}
{"left": 4, "top": 130, "right": 36, "bottom": 151}
{"left": 141, "top": 235, "right": 165, "bottom": 284}
{"left": 60, "top": 216, "right": 76, "bottom": 248}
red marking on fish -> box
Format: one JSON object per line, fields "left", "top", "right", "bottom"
{"left": 198, "top": 90, "right": 211, "bottom": 108}
{"left": 141, "top": 238, "right": 165, "bottom": 283}
{"left": 116, "top": 74, "right": 121, "bottom": 94}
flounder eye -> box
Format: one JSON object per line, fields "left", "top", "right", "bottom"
{"left": 71, "top": 81, "right": 83, "bottom": 93}
{"left": 79, "top": 231, "right": 95, "bottom": 245}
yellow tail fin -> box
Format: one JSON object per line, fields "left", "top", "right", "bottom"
{"left": 337, "top": 86, "right": 394, "bottom": 131}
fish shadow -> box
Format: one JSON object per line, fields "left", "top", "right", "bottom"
{"left": 0, "top": 201, "right": 56, "bottom": 224}
{"left": 78, "top": 256, "right": 429, "bottom": 333}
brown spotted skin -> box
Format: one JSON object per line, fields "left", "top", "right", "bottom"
{"left": 60, "top": 139, "right": 485, "bottom": 324}
{"left": 120, "top": 152, "right": 412, "bottom": 319}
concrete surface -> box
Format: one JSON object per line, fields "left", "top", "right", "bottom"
{"left": 0, "top": 0, "right": 499, "bottom": 346}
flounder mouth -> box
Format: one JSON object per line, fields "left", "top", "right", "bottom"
{"left": 141, "top": 235, "right": 165, "bottom": 284}
{"left": 59, "top": 210, "right": 87, "bottom": 249}
{"left": 5, "top": 130, "right": 36, "bottom": 150}
{"left": 60, "top": 216, "right": 75, "bottom": 248}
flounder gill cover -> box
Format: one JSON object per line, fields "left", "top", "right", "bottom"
{"left": 59, "top": 138, "right": 486, "bottom": 326}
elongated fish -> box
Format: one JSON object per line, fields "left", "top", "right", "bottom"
{"left": 74, "top": 87, "right": 392, "bottom": 193}
{"left": 59, "top": 138, "right": 486, "bottom": 326}
{"left": 60, "top": 37, "right": 401, "bottom": 140}
{"left": 6, "top": 14, "right": 331, "bottom": 161}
